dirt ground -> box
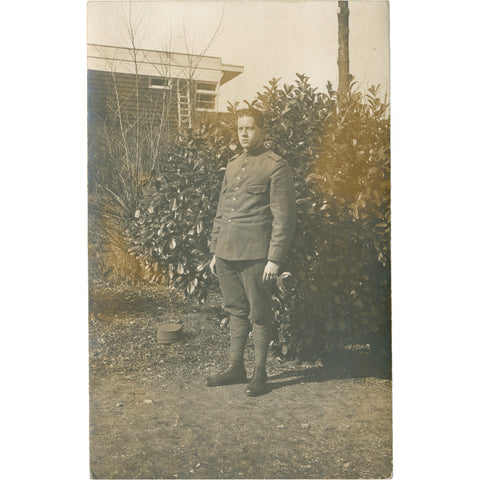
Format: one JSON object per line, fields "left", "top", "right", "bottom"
{"left": 89, "top": 281, "right": 392, "bottom": 479}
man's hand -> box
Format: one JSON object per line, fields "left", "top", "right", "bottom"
{"left": 262, "top": 260, "right": 281, "bottom": 285}
{"left": 209, "top": 254, "right": 217, "bottom": 277}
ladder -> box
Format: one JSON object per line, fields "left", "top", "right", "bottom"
{"left": 177, "top": 79, "right": 192, "bottom": 128}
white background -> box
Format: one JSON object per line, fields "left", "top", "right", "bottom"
{"left": 2, "top": 1, "right": 479, "bottom": 479}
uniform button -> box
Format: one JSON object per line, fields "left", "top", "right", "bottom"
{"left": 228, "top": 219, "right": 232, "bottom": 223}
{"left": 233, "top": 197, "right": 237, "bottom": 201}
{"left": 237, "top": 176, "right": 241, "bottom": 180}
{"left": 231, "top": 208, "right": 235, "bottom": 211}
{"left": 235, "top": 186, "right": 239, "bottom": 190}
{"left": 241, "top": 167, "right": 246, "bottom": 171}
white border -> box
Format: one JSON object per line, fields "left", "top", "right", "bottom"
{"left": 3, "top": 1, "right": 480, "bottom": 479}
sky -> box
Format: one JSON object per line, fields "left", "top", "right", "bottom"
{"left": 87, "top": 0, "right": 390, "bottom": 111}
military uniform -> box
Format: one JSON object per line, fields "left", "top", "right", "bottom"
{"left": 210, "top": 143, "right": 296, "bottom": 262}
{"left": 208, "top": 143, "right": 296, "bottom": 393}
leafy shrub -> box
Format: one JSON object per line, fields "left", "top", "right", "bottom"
{"left": 311, "top": 83, "right": 391, "bottom": 352}
{"left": 255, "top": 77, "right": 391, "bottom": 356}
{"left": 126, "top": 120, "right": 237, "bottom": 301}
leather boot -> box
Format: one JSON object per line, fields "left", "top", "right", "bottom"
{"left": 246, "top": 368, "right": 268, "bottom": 396}
{"left": 205, "top": 365, "right": 247, "bottom": 387}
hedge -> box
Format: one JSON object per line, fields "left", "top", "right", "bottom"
{"left": 114, "top": 75, "right": 390, "bottom": 358}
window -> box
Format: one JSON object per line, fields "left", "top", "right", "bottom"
{"left": 149, "top": 77, "right": 170, "bottom": 89}
{"left": 196, "top": 93, "right": 216, "bottom": 111}
{"left": 195, "top": 81, "right": 217, "bottom": 111}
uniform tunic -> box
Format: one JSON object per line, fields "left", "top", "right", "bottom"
{"left": 210, "top": 144, "right": 296, "bottom": 263}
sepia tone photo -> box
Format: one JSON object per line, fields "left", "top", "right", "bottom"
{"left": 87, "top": 1, "right": 391, "bottom": 478}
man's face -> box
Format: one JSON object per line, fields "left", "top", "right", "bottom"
{"left": 237, "top": 116, "right": 263, "bottom": 150}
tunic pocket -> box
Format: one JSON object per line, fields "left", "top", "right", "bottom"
{"left": 247, "top": 184, "right": 268, "bottom": 194}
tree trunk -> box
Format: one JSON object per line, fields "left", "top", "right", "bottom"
{"left": 337, "top": 0, "right": 350, "bottom": 98}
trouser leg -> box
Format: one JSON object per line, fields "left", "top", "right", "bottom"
{"left": 217, "top": 258, "right": 274, "bottom": 372}
{"left": 216, "top": 257, "right": 250, "bottom": 367}
{"left": 252, "top": 323, "right": 272, "bottom": 370}
{"left": 229, "top": 315, "right": 249, "bottom": 367}
{"left": 237, "top": 260, "right": 273, "bottom": 371}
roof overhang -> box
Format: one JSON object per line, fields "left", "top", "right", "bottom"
{"left": 220, "top": 64, "right": 244, "bottom": 85}
{"left": 88, "top": 44, "right": 243, "bottom": 86}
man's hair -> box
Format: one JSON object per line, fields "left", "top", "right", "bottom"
{"left": 236, "top": 108, "right": 265, "bottom": 129}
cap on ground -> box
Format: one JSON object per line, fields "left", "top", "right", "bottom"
{"left": 157, "top": 323, "right": 183, "bottom": 344}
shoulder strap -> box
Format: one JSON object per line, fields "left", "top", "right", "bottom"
{"left": 265, "top": 150, "right": 283, "bottom": 162}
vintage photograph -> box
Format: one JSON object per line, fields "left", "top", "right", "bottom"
{"left": 87, "top": 1, "right": 391, "bottom": 478}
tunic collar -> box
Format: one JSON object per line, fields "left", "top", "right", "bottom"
{"left": 243, "top": 143, "right": 267, "bottom": 157}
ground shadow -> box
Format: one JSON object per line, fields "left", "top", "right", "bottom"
{"left": 266, "top": 350, "right": 391, "bottom": 393}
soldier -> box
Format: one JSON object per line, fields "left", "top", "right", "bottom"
{"left": 206, "top": 108, "right": 296, "bottom": 396}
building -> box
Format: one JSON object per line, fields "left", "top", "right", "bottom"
{"left": 87, "top": 43, "right": 244, "bottom": 129}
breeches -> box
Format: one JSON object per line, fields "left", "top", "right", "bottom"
{"left": 216, "top": 257, "right": 273, "bottom": 326}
